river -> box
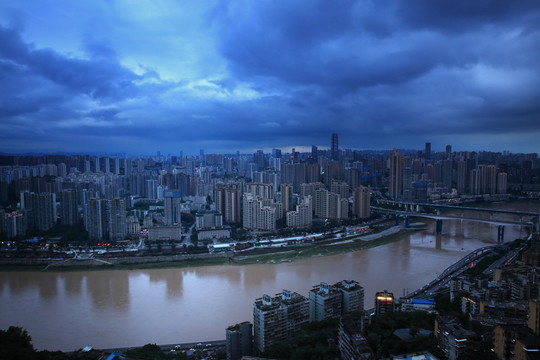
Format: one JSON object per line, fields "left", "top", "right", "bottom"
{"left": 0, "top": 201, "right": 538, "bottom": 351}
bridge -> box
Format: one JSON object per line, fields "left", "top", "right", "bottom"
{"left": 405, "top": 245, "right": 497, "bottom": 299}
{"left": 374, "top": 199, "right": 539, "bottom": 217}
{"left": 372, "top": 200, "right": 539, "bottom": 242}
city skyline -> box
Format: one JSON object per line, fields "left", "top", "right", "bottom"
{"left": 1, "top": 1, "right": 540, "bottom": 155}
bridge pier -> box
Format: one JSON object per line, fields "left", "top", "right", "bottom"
{"left": 497, "top": 225, "right": 505, "bottom": 243}
{"left": 436, "top": 219, "right": 443, "bottom": 234}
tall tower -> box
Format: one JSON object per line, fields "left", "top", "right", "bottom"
{"left": 109, "top": 198, "right": 126, "bottom": 240}
{"left": 331, "top": 133, "right": 339, "bottom": 161}
{"left": 425, "top": 142, "right": 431, "bottom": 160}
{"left": 353, "top": 186, "right": 370, "bottom": 219}
{"left": 281, "top": 183, "right": 294, "bottom": 218}
{"left": 163, "top": 190, "right": 182, "bottom": 225}
{"left": 389, "top": 148, "right": 404, "bottom": 200}
{"left": 215, "top": 185, "right": 242, "bottom": 224}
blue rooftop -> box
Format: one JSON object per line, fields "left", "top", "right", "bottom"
{"left": 411, "top": 298, "right": 435, "bottom": 305}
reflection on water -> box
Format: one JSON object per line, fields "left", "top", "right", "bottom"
{"left": 0, "top": 201, "right": 538, "bottom": 351}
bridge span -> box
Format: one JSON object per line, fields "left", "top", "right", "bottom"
{"left": 374, "top": 199, "right": 539, "bottom": 217}
{"left": 371, "top": 207, "right": 535, "bottom": 228}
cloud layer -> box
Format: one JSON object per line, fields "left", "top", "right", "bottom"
{"left": 1, "top": 0, "right": 539, "bottom": 155}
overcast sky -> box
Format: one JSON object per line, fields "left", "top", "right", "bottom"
{"left": 1, "top": 1, "right": 539, "bottom": 156}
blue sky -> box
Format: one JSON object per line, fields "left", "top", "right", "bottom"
{"left": 1, "top": 1, "right": 539, "bottom": 156}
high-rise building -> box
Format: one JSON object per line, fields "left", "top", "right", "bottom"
{"left": 331, "top": 133, "right": 339, "bottom": 161}
{"left": 109, "top": 198, "right": 126, "bottom": 240}
{"left": 456, "top": 160, "right": 467, "bottom": 193}
{"left": 314, "top": 189, "right": 347, "bottom": 219}
{"left": 242, "top": 193, "right": 276, "bottom": 231}
{"left": 335, "top": 280, "right": 365, "bottom": 313}
{"left": 245, "top": 183, "right": 274, "bottom": 200}
{"left": 339, "top": 312, "right": 371, "bottom": 360}
{"left": 281, "top": 163, "right": 306, "bottom": 193}
{"left": 113, "top": 158, "right": 120, "bottom": 175}
{"left": 103, "top": 157, "right": 110, "bottom": 173}
{"left": 309, "top": 280, "right": 365, "bottom": 323}
{"left": 253, "top": 290, "right": 309, "bottom": 354}
{"left": 60, "top": 189, "right": 78, "bottom": 226}
{"left": 58, "top": 163, "right": 67, "bottom": 178}
{"left": 286, "top": 196, "right": 312, "bottom": 227}
{"left": 86, "top": 198, "right": 103, "bottom": 240}
{"left": 146, "top": 179, "right": 158, "bottom": 199}
{"left": 470, "top": 168, "right": 481, "bottom": 195}
{"left": 442, "top": 160, "right": 453, "bottom": 190}
{"left": 280, "top": 183, "right": 294, "bottom": 218}
{"left": 20, "top": 191, "right": 57, "bottom": 231}
{"left": 311, "top": 145, "right": 318, "bottom": 163}
{"left": 309, "top": 282, "right": 343, "bottom": 322}
{"left": 300, "top": 182, "right": 325, "bottom": 199}
{"left": 389, "top": 148, "right": 403, "bottom": 199}
{"left": 163, "top": 190, "right": 182, "bottom": 225}
{"left": 425, "top": 142, "right": 431, "bottom": 160}
{"left": 86, "top": 198, "right": 126, "bottom": 240}
{"left": 226, "top": 322, "right": 253, "bottom": 360}
{"left": 93, "top": 157, "right": 100, "bottom": 173}
{"left": 375, "top": 290, "right": 394, "bottom": 315}
{"left": 497, "top": 172, "right": 508, "bottom": 194}
{"left": 331, "top": 180, "right": 349, "bottom": 199}
{"left": 352, "top": 186, "right": 370, "bottom": 219}
{"left": 253, "top": 150, "right": 265, "bottom": 171}
{"left": 215, "top": 184, "right": 242, "bottom": 224}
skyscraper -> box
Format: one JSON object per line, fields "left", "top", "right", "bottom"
{"left": 331, "top": 133, "right": 339, "bottom": 161}
{"left": 60, "top": 189, "right": 78, "bottom": 226}
{"left": 215, "top": 184, "right": 242, "bottom": 224}
{"left": 311, "top": 145, "right": 318, "bottom": 163}
{"left": 163, "top": 190, "right": 182, "bottom": 225}
{"left": 389, "top": 148, "right": 404, "bottom": 199}
{"left": 281, "top": 183, "right": 294, "bottom": 218}
{"left": 425, "top": 142, "right": 431, "bottom": 160}
{"left": 352, "top": 186, "right": 370, "bottom": 219}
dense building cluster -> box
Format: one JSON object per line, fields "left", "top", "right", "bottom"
{"left": 1, "top": 136, "right": 539, "bottom": 243}
{"left": 225, "top": 279, "right": 364, "bottom": 359}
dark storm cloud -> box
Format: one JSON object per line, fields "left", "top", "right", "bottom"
{"left": 209, "top": 0, "right": 540, "bottom": 150}
{"left": 1, "top": 0, "right": 540, "bottom": 154}
{"left": 0, "top": 25, "right": 140, "bottom": 102}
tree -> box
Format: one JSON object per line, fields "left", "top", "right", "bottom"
{"left": 0, "top": 326, "right": 35, "bottom": 360}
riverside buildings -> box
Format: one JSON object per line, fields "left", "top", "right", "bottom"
{"left": 253, "top": 280, "right": 364, "bottom": 354}
{"left": 0, "top": 140, "right": 536, "bottom": 240}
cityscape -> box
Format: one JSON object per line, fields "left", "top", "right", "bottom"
{"left": 1, "top": 137, "right": 540, "bottom": 360}
{"left": 2, "top": 1, "right": 540, "bottom": 360}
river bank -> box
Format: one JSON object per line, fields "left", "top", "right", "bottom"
{"left": 0, "top": 224, "right": 424, "bottom": 272}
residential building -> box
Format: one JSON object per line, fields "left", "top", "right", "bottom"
{"left": 375, "top": 290, "right": 395, "bottom": 315}
{"left": 389, "top": 148, "right": 403, "bottom": 199}
{"left": 253, "top": 290, "right": 309, "bottom": 354}
{"left": 309, "top": 282, "right": 343, "bottom": 322}
{"left": 163, "top": 190, "right": 182, "bottom": 225}
{"left": 226, "top": 321, "right": 253, "bottom": 360}
{"left": 352, "top": 186, "right": 370, "bottom": 219}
